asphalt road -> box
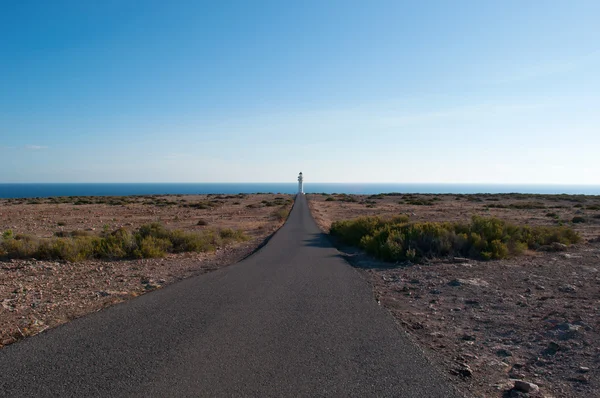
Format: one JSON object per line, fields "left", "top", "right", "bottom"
{"left": 0, "top": 195, "right": 459, "bottom": 397}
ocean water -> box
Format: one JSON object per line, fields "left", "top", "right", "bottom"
{"left": 0, "top": 183, "right": 599, "bottom": 199}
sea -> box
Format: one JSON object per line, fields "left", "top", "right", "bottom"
{"left": 0, "top": 183, "right": 599, "bottom": 199}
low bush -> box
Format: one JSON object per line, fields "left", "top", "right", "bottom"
{"left": 273, "top": 205, "right": 291, "bottom": 222}
{"left": 335, "top": 195, "right": 358, "bottom": 203}
{"left": 330, "top": 215, "right": 580, "bottom": 263}
{"left": 404, "top": 198, "right": 436, "bottom": 206}
{"left": 0, "top": 222, "right": 249, "bottom": 262}
{"left": 572, "top": 216, "right": 586, "bottom": 224}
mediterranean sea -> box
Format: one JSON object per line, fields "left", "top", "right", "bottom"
{"left": 1, "top": 183, "right": 599, "bottom": 199}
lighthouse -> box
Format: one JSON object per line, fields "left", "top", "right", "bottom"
{"left": 298, "top": 172, "right": 304, "bottom": 194}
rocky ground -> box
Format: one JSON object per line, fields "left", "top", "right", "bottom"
{"left": 308, "top": 193, "right": 600, "bottom": 398}
{"left": 0, "top": 193, "right": 293, "bottom": 348}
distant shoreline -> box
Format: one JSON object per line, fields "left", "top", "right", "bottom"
{"left": 1, "top": 183, "right": 600, "bottom": 199}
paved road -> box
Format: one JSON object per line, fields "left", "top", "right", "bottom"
{"left": 0, "top": 195, "right": 459, "bottom": 397}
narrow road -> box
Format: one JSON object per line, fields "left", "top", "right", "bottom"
{"left": 0, "top": 195, "right": 458, "bottom": 397}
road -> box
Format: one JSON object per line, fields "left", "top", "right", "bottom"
{"left": 0, "top": 194, "right": 459, "bottom": 397}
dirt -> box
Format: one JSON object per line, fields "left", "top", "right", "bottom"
{"left": 308, "top": 193, "right": 600, "bottom": 398}
{"left": 0, "top": 194, "right": 292, "bottom": 348}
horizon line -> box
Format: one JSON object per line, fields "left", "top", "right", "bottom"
{"left": 1, "top": 182, "right": 599, "bottom": 186}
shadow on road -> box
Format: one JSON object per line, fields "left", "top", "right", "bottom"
{"left": 303, "top": 233, "right": 333, "bottom": 248}
{"left": 305, "top": 232, "right": 405, "bottom": 270}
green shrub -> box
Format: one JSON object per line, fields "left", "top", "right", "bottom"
{"left": 405, "top": 199, "right": 435, "bottom": 206}
{"left": 572, "top": 216, "right": 586, "bottom": 224}
{"left": 325, "top": 197, "right": 336, "bottom": 202}
{"left": 330, "top": 215, "right": 580, "bottom": 263}
{"left": 135, "top": 236, "right": 171, "bottom": 258}
{"left": 0, "top": 223, "right": 249, "bottom": 262}
{"left": 273, "top": 206, "right": 291, "bottom": 222}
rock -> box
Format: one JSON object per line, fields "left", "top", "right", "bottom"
{"left": 462, "top": 334, "right": 476, "bottom": 341}
{"left": 465, "top": 299, "right": 480, "bottom": 305}
{"left": 452, "top": 363, "right": 473, "bottom": 377}
{"left": 448, "top": 279, "right": 462, "bottom": 287}
{"left": 513, "top": 380, "right": 539, "bottom": 393}
{"left": 554, "top": 322, "right": 581, "bottom": 340}
{"left": 496, "top": 348, "right": 513, "bottom": 357}
{"left": 429, "top": 289, "right": 442, "bottom": 294}
{"left": 551, "top": 242, "right": 568, "bottom": 251}
{"left": 568, "top": 375, "right": 589, "bottom": 383}
{"left": 540, "top": 242, "right": 568, "bottom": 252}
{"left": 558, "top": 284, "right": 577, "bottom": 293}
{"left": 543, "top": 341, "right": 561, "bottom": 356}
{"left": 579, "top": 366, "right": 590, "bottom": 373}
{"left": 452, "top": 257, "right": 469, "bottom": 263}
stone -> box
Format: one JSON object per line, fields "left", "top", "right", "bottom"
{"left": 513, "top": 380, "right": 539, "bottom": 393}
{"left": 554, "top": 322, "right": 581, "bottom": 340}
{"left": 453, "top": 363, "right": 473, "bottom": 377}
{"left": 496, "top": 348, "right": 513, "bottom": 357}
{"left": 558, "top": 284, "right": 577, "bottom": 293}
{"left": 579, "top": 366, "right": 590, "bottom": 373}
{"left": 543, "top": 341, "right": 561, "bottom": 356}
{"left": 568, "top": 375, "right": 589, "bottom": 383}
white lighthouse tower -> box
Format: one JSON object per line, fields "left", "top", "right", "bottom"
{"left": 298, "top": 172, "right": 304, "bottom": 194}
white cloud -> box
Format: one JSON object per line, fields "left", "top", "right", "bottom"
{"left": 25, "top": 145, "right": 48, "bottom": 150}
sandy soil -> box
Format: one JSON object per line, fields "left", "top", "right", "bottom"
{"left": 0, "top": 194, "right": 293, "bottom": 348}
{"left": 308, "top": 193, "right": 600, "bottom": 398}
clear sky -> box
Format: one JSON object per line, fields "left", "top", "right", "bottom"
{"left": 1, "top": 1, "right": 599, "bottom": 184}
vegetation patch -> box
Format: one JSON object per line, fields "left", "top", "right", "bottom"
{"left": 0, "top": 223, "right": 248, "bottom": 262}
{"left": 334, "top": 194, "right": 358, "bottom": 203}
{"left": 404, "top": 198, "right": 436, "bottom": 206}
{"left": 486, "top": 201, "right": 546, "bottom": 210}
{"left": 330, "top": 215, "right": 580, "bottom": 263}
{"left": 272, "top": 205, "right": 292, "bottom": 222}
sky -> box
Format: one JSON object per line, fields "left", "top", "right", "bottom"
{"left": 1, "top": 1, "right": 599, "bottom": 184}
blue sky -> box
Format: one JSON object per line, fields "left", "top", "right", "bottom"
{"left": 1, "top": 1, "right": 599, "bottom": 183}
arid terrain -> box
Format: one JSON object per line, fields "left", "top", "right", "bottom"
{"left": 0, "top": 193, "right": 293, "bottom": 348}
{"left": 309, "top": 193, "right": 600, "bottom": 398}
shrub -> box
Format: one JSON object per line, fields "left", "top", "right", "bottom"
{"left": 572, "top": 216, "right": 586, "bottom": 224}
{"left": 404, "top": 198, "right": 436, "bottom": 206}
{"left": 135, "top": 236, "right": 171, "bottom": 258}
{"left": 0, "top": 223, "right": 249, "bottom": 262}
{"left": 273, "top": 205, "right": 291, "bottom": 222}
{"left": 219, "top": 228, "right": 248, "bottom": 242}
{"left": 325, "top": 197, "right": 336, "bottom": 202}
{"left": 197, "top": 219, "right": 208, "bottom": 226}
{"left": 330, "top": 215, "right": 580, "bottom": 263}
